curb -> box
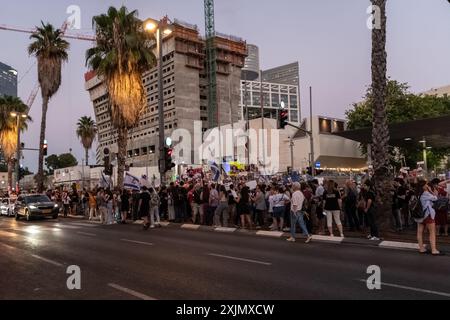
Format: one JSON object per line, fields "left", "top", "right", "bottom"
{"left": 71, "top": 217, "right": 450, "bottom": 254}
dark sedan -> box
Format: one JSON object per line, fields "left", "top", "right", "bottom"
{"left": 14, "top": 194, "right": 59, "bottom": 221}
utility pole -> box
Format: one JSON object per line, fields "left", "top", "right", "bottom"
{"left": 309, "top": 86, "right": 315, "bottom": 175}
{"left": 260, "top": 70, "right": 265, "bottom": 172}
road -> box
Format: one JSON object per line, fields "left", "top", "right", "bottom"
{"left": 0, "top": 216, "right": 449, "bottom": 300}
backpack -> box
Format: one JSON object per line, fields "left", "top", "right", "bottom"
{"left": 433, "top": 197, "right": 449, "bottom": 211}
{"left": 150, "top": 193, "right": 159, "bottom": 207}
{"left": 409, "top": 194, "right": 426, "bottom": 220}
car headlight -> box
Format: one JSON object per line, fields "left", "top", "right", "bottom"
{"left": 29, "top": 205, "right": 38, "bottom": 210}
{"left": 54, "top": 204, "right": 58, "bottom": 208}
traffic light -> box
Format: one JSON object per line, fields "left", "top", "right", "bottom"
{"left": 277, "top": 109, "right": 289, "bottom": 130}
{"left": 18, "top": 166, "right": 25, "bottom": 181}
{"left": 164, "top": 147, "right": 175, "bottom": 173}
{"left": 43, "top": 140, "right": 48, "bottom": 156}
{"left": 103, "top": 156, "right": 112, "bottom": 176}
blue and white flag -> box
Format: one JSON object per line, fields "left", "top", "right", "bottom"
{"left": 210, "top": 162, "right": 221, "bottom": 182}
{"left": 100, "top": 172, "right": 112, "bottom": 189}
{"left": 124, "top": 172, "right": 141, "bottom": 191}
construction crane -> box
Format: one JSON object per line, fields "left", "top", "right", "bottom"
{"left": 0, "top": 22, "right": 95, "bottom": 110}
{"left": 204, "top": 0, "right": 218, "bottom": 129}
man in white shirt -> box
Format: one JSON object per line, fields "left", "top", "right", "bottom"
{"left": 287, "top": 182, "right": 313, "bottom": 244}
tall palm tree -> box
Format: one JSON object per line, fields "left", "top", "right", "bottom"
{"left": 0, "top": 96, "right": 32, "bottom": 190}
{"left": 28, "top": 22, "right": 70, "bottom": 192}
{"left": 76, "top": 116, "right": 97, "bottom": 166}
{"left": 86, "top": 6, "right": 156, "bottom": 188}
{"left": 370, "top": 0, "right": 392, "bottom": 231}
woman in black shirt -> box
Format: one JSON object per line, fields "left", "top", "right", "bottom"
{"left": 322, "top": 180, "right": 344, "bottom": 237}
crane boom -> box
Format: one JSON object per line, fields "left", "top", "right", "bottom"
{"left": 0, "top": 24, "right": 95, "bottom": 41}
{"left": 205, "top": 0, "right": 218, "bottom": 129}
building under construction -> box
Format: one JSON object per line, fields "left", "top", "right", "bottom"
{"left": 85, "top": 18, "right": 247, "bottom": 166}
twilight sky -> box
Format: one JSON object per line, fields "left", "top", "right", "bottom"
{"left": 1, "top": 0, "right": 449, "bottom": 171}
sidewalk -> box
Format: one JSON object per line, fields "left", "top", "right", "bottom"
{"left": 63, "top": 215, "right": 450, "bottom": 254}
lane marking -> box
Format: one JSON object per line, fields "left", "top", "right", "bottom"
{"left": 67, "top": 222, "right": 99, "bottom": 228}
{"left": 181, "top": 224, "right": 201, "bottom": 230}
{"left": 108, "top": 283, "right": 157, "bottom": 300}
{"left": 207, "top": 253, "right": 272, "bottom": 266}
{"left": 0, "top": 242, "right": 17, "bottom": 250}
{"left": 120, "top": 239, "right": 154, "bottom": 246}
{"left": 31, "top": 254, "right": 63, "bottom": 267}
{"left": 256, "top": 230, "right": 284, "bottom": 238}
{"left": 357, "top": 280, "right": 450, "bottom": 298}
{"left": 77, "top": 232, "right": 97, "bottom": 237}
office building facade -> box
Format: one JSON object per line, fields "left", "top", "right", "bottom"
{"left": 262, "top": 61, "right": 300, "bottom": 87}
{"left": 240, "top": 80, "right": 300, "bottom": 124}
{"left": 0, "top": 62, "right": 18, "bottom": 97}
{"left": 85, "top": 19, "right": 247, "bottom": 166}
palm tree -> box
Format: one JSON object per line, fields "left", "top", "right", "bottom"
{"left": 28, "top": 22, "right": 70, "bottom": 192}
{"left": 0, "top": 96, "right": 31, "bottom": 190}
{"left": 370, "top": 0, "right": 392, "bottom": 231}
{"left": 76, "top": 116, "right": 97, "bottom": 166}
{"left": 86, "top": 6, "right": 156, "bottom": 188}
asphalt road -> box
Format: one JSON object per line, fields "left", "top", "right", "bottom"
{"left": 0, "top": 216, "right": 449, "bottom": 300}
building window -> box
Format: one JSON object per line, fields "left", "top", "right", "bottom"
{"left": 319, "top": 118, "right": 332, "bottom": 134}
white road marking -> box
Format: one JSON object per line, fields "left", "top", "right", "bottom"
{"left": 312, "top": 235, "right": 344, "bottom": 243}
{"left": 108, "top": 283, "right": 157, "bottom": 300}
{"left": 358, "top": 280, "right": 450, "bottom": 298}
{"left": 120, "top": 239, "right": 154, "bottom": 246}
{"left": 215, "top": 227, "right": 237, "bottom": 233}
{"left": 53, "top": 225, "right": 81, "bottom": 230}
{"left": 207, "top": 253, "right": 272, "bottom": 266}
{"left": 379, "top": 241, "right": 419, "bottom": 250}
{"left": 77, "top": 232, "right": 97, "bottom": 237}
{"left": 256, "top": 230, "right": 284, "bottom": 238}
{"left": 31, "top": 255, "right": 63, "bottom": 267}
{"left": 159, "top": 222, "right": 170, "bottom": 227}
{"left": 181, "top": 224, "right": 201, "bottom": 230}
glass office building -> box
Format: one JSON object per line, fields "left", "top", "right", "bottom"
{"left": 240, "top": 80, "right": 300, "bottom": 124}
{"left": 0, "top": 62, "right": 18, "bottom": 97}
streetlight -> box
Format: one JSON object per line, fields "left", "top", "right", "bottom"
{"left": 143, "top": 16, "right": 173, "bottom": 186}
{"left": 10, "top": 112, "right": 28, "bottom": 192}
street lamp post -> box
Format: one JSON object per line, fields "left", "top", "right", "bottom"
{"left": 10, "top": 112, "right": 27, "bottom": 192}
{"left": 144, "top": 17, "right": 172, "bottom": 186}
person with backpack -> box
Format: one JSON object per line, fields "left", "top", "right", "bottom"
{"left": 414, "top": 180, "right": 442, "bottom": 255}
{"left": 431, "top": 178, "right": 449, "bottom": 237}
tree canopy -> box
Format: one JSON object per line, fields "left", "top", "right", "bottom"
{"left": 45, "top": 153, "right": 78, "bottom": 174}
{"left": 346, "top": 80, "right": 450, "bottom": 169}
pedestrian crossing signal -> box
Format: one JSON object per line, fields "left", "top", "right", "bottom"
{"left": 164, "top": 147, "right": 176, "bottom": 173}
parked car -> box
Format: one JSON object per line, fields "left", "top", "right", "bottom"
{"left": 0, "top": 198, "right": 15, "bottom": 217}
{"left": 14, "top": 194, "right": 59, "bottom": 221}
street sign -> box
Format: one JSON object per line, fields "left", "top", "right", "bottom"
{"left": 315, "top": 162, "right": 321, "bottom": 169}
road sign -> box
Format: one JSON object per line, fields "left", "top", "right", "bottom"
{"left": 315, "top": 162, "right": 321, "bottom": 169}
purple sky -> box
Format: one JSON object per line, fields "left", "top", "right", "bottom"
{"left": 1, "top": 0, "right": 450, "bottom": 171}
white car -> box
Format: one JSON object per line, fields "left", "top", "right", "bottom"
{"left": 0, "top": 198, "right": 15, "bottom": 217}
